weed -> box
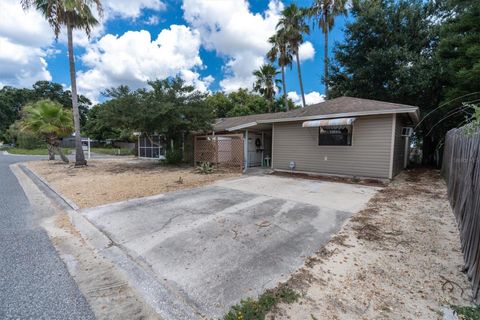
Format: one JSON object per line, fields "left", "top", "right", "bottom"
{"left": 223, "top": 286, "right": 300, "bottom": 320}
{"left": 197, "top": 161, "right": 215, "bottom": 174}
{"left": 451, "top": 305, "right": 480, "bottom": 320}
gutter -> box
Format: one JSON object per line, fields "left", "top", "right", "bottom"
{"left": 256, "top": 108, "right": 420, "bottom": 124}
{"left": 222, "top": 108, "right": 420, "bottom": 132}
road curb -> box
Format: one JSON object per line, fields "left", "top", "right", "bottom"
{"left": 16, "top": 163, "right": 204, "bottom": 320}
{"left": 19, "top": 163, "right": 80, "bottom": 210}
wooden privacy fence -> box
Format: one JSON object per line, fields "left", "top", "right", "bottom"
{"left": 194, "top": 134, "right": 244, "bottom": 171}
{"left": 442, "top": 127, "right": 480, "bottom": 301}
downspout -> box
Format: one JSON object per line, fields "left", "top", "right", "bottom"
{"left": 404, "top": 136, "right": 410, "bottom": 169}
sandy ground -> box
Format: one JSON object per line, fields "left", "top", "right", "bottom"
{"left": 27, "top": 159, "right": 240, "bottom": 208}
{"left": 270, "top": 169, "right": 474, "bottom": 320}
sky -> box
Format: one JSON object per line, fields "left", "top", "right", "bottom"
{"left": 0, "top": 0, "right": 349, "bottom": 105}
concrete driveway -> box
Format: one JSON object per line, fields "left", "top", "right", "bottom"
{"left": 81, "top": 174, "right": 379, "bottom": 318}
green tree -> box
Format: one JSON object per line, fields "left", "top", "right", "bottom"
{"left": 94, "top": 77, "right": 214, "bottom": 152}
{"left": 277, "top": 4, "right": 310, "bottom": 107}
{"left": 204, "top": 92, "right": 234, "bottom": 118}
{"left": 82, "top": 104, "right": 127, "bottom": 140}
{"left": 327, "top": 0, "right": 448, "bottom": 164}
{"left": 273, "top": 96, "right": 297, "bottom": 113}
{"left": 31, "top": 81, "right": 91, "bottom": 126}
{"left": 22, "top": 0, "right": 103, "bottom": 166}
{"left": 0, "top": 87, "right": 31, "bottom": 140}
{"left": 253, "top": 64, "right": 281, "bottom": 113}
{"left": 268, "top": 32, "right": 292, "bottom": 111}
{"left": 307, "top": 0, "right": 347, "bottom": 97}
{"left": 0, "top": 81, "right": 91, "bottom": 142}
{"left": 438, "top": 0, "right": 480, "bottom": 102}
{"left": 19, "top": 99, "right": 73, "bottom": 162}
{"left": 227, "top": 89, "right": 270, "bottom": 117}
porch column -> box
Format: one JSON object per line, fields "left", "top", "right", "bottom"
{"left": 244, "top": 129, "right": 249, "bottom": 171}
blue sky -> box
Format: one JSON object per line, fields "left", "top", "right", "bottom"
{"left": 0, "top": 0, "right": 349, "bottom": 105}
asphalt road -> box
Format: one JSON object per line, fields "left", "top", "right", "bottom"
{"left": 0, "top": 152, "right": 94, "bottom": 319}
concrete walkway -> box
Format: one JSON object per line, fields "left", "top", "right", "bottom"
{"left": 81, "top": 174, "right": 379, "bottom": 318}
{"left": 0, "top": 153, "right": 94, "bottom": 319}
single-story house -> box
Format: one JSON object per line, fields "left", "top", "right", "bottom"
{"left": 195, "top": 96, "right": 419, "bottom": 180}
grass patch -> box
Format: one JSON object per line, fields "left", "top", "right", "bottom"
{"left": 223, "top": 286, "right": 300, "bottom": 320}
{"left": 90, "top": 147, "right": 134, "bottom": 156}
{"left": 7, "top": 147, "right": 72, "bottom": 155}
{"left": 452, "top": 305, "right": 480, "bottom": 320}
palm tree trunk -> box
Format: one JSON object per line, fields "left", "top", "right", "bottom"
{"left": 67, "top": 23, "right": 87, "bottom": 166}
{"left": 48, "top": 137, "right": 69, "bottom": 163}
{"left": 281, "top": 65, "right": 288, "bottom": 111}
{"left": 55, "top": 146, "right": 69, "bottom": 163}
{"left": 47, "top": 144, "right": 55, "bottom": 160}
{"left": 324, "top": 24, "right": 329, "bottom": 98}
{"left": 296, "top": 51, "right": 306, "bottom": 108}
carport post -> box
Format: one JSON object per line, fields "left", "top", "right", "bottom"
{"left": 243, "top": 130, "right": 249, "bottom": 172}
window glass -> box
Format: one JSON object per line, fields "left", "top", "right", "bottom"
{"left": 319, "top": 126, "right": 352, "bottom": 146}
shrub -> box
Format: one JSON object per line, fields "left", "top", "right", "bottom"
{"left": 197, "top": 161, "right": 215, "bottom": 174}
{"left": 165, "top": 149, "right": 183, "bottom": 164}
{"left": 16, "top": 132, "right": 45, "bottom": 149}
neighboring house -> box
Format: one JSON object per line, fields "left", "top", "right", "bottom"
{"left": 195, "top": 96, "right": 419, "bottom": 179}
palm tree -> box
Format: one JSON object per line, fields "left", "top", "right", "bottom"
{"left": 307, "top": 0, "right": 347, "bottom": 98}
{"left": 20, "top": 99, "right": 73, "bottom": 163}
{"left": 277, "top": 4, "right": 310, "bottom": 108}
{"left": 22, "top": 0, "right": 102, "bottom": 166}
{"left": 267, "top": 32, "right": 292, "bottom": 111}
{"left": 253, "top": 64, "right": 281, "bottom": 113}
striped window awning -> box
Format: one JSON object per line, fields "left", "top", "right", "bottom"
{"left": 302, "top": 117, "right": 356, "bottom": 128}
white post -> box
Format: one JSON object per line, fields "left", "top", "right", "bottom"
{"left": 138, "top": 135, "right": 141, "bottom": 158}
{"left": 244, "top": 129, "right": 249, "bottom": 172}
{"left": 87, "top": 138, "right": 91, "bottom": 159}
{"left": 261, "top": 131, "right": 265, "bottom": 167}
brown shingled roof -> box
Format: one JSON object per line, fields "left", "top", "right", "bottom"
{"left": 213, "top": 96, "right": 419, "bottom": 131}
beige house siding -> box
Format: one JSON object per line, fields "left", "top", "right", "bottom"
{"left": 392, "top": 115, "right": 407, "bottom": 177}
{"left": 272, "top": 115, "right": 394, "bottom": 179}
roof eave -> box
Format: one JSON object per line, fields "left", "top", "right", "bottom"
{"left": 224, "top": 122, "right": 258, "bottom": 132}
{"left": 256, "top": 108, "right": 420, "bottom": 125}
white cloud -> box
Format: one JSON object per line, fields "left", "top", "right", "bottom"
{"left": 77, "top": 25, "right": 211, "bottom": 102}
{"left": 103, "top": 0, "right": 166, "bottom": 19}
{"left": 182, "top": 0, "right": 283, "bottom": 92}
{"left": 288, "top": 91, "right": 325, "bottom": 106}
{"left": 299, "top": 41, "right": 315, "bottom": 62}
{"left": 62, "top": 0, "right": 167, "bottom": 47}
{"left": 0, "top": 0, "right": 53, "bottom": 88}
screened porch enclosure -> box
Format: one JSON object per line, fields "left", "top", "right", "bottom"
{"left": 138, "top": 134, "right": 166, "bottom": 159}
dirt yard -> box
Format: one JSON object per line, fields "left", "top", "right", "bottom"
{"left": 270, "top": 169, "right": 474, "bottom": 319}
{"left": 27, "top": 159, "right": 240, "bottom": 208}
